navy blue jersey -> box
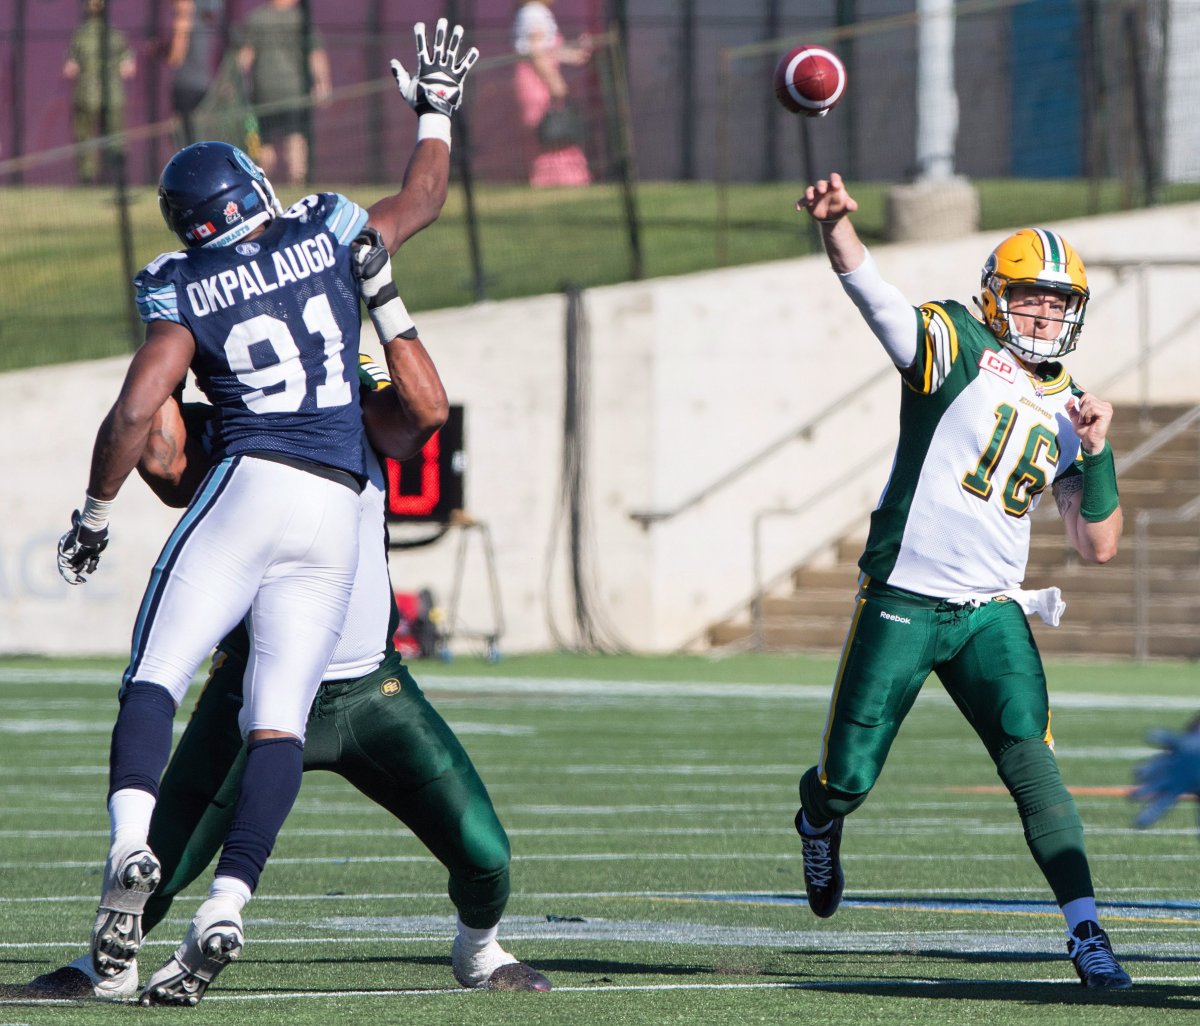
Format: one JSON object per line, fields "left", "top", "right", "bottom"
{"left": 135, "top": 193, "right": 370, "bottom": 476}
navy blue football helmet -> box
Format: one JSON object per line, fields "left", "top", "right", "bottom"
{"left": 157, "top": 142, "right": 283, "bottom": 249}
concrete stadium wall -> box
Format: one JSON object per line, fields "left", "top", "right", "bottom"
{"left": 4, "top": 201, "right": 1200, "bottom": 658}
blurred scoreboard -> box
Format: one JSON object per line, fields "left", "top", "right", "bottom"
{"left": 384, "top": 404, "right": 464, "bottom": 524}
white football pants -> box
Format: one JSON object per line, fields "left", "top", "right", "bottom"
{"left": 124, "top": 454, "right": 359, "bottom": 740}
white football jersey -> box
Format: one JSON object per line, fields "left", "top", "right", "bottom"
{"left": 861, "top": 300, "right": 1085, "bottom": 598}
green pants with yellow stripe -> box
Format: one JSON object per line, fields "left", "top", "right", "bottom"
{"left": 142, "top": 650, "right": 511, "bottom": 934}
{"left": 799, "top": 580, "right": 1094, "bottom": 906}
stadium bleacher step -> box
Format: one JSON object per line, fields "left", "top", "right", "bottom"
{"left": 709, "top": 403, "right": 1200, "bottom": 659}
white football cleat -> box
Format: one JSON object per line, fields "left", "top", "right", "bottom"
{"left": 451, "top": 936, "right": 551, "bottom": 991}
{"left": 139, "top": 900, "right": 243, "bottom": 1006}
{"left": 91, "top": 846, "right": 161, "bottom": 978}
{"left": 26, "top": 954, "right": 139, "bottom": 1000}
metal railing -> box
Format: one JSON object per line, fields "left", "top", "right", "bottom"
{"left": 620, "top": 247, "right": 1200, "bottom": 652}
{"left": 627, "top": 364, "right": 892, "bottom": 529}
{"left": 1134, "top": 496, "right": 1200, "bottom": 661}
{"left": 1128, "top": 403, "right": 1200, "bottom": 661}
{"left": 749, "top": 444, "right": 891, "bottom": 649}
{"left": 1087, "top": 259, "right": 1200, "bottom": 416}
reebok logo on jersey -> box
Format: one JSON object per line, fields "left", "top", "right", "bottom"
{"left": 979, "top": 348, "right": 1018, "bottom": 383}
{"left": 879, "top": 611, "right": 912, "bottom": 625}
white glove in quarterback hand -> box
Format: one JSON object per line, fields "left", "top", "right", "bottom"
{"left": 351, "top": 226, "right": 416, "bottom": 342}
{"left": 57, "top": 509, "right": 109, "bottom": 585}
{"left": 390, "top": 18, "right": 479, "bottom": 117}
{"left": 1131, "top": 722, "right": 1200, "bottom": 830}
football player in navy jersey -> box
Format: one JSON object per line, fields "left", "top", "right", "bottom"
{"left": 55, "top": 19, "right": 480, "bottom": 1006}
{"left": 30, "top": 240, "right": 550, "bottom": 1003}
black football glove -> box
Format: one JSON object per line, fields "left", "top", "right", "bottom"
{"left": 57, "top": 509, "right": 109, "bottom": 585}
{"left": 351, "top": 226, "right": 416, "bottom": 342}
{"left": 390, "top": 18, "right": 480, "bottom": 118}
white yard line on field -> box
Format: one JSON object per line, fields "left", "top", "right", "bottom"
{"left": 2, "top": 667, "right": 1196, "bottom": 713}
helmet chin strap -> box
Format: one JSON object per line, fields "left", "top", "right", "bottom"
{"left": 1001, "top": 320, "right": 1075, "bottom": 363}
{"left": 203, "top": 210, "right": 274, "bottom": 248}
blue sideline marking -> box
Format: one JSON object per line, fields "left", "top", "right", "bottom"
{"left": 677, "top": 893, "right": 1200, "bottom": 920}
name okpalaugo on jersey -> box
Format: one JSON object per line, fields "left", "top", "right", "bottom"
{"left": 135, "top": 193, "right": 370, "bottom": 478}
{"left": 183, "top": 233, "right": 336, "bottom": 317}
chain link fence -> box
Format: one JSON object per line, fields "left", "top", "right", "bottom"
{"left": 3, "top": 0, "right": 1199, "bottom": 372}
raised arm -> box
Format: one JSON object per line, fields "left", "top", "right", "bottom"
{"left": 797, "top": 172, "right": 921, "bottom": 370}
{"left": 352, "top": 228, "right": 448, "bottom": 460}
{"left": 365, "top": 19, "right": 479, "bottom": 254}
{"left": 798, "top": 171, "right": 865, "bottom": 274}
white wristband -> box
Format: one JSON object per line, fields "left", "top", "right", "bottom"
{"left": 81, "top": 493, "right": 113, "bottom": 531}
{"left": 370, "top": 297, "right": 417, "bottom": 344}
{"left": 417, "top": 112, "right": 452, "bottom": 150}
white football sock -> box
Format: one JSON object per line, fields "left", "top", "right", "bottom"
{"left": 108, "top": 788, "right": 156, "bottom": 849}
{"left": 208, "top": 875, "right": 252, "bottom": 915}
{"left": 455, "top": 916, "right": 499, "bottom": 954}
{"left": 1061, "top": 896, "right": 1100, "bottom": 934}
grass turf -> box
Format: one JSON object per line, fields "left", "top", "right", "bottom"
{"left": 1, "top": 652, "right": 1198, "bottom": 1024}
{"left": 5, "top": 178, "right": 1200, "bottom": 373}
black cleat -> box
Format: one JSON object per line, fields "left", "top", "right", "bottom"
{"left": 452, "top": 936, "right": 552, "bottom": 991}
{"left": 796, "top": 810, "right": 845, "bottom": 919}
{"left": 1068, "top": 920, "right": 1132, "bottom": 989}
{"left": 25, "top": 955, "right": 138, "bottom": 1000}
{"left": 483, "top": 962, "right": 553, "bottom": 991}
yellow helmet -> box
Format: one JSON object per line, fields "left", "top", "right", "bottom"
{"left": 978, "top": 228, "right": 1089, "bottom": 361}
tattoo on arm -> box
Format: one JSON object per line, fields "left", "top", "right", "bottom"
{"left": 1054, "top": 474, "right": 1082, "bottom": 518}
{"left": 150, "top": 429, "right": 179, "bottom": 478}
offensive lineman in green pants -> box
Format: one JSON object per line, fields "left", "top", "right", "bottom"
{"left": 793, "top": 173, "right": 1129, "bottom": 989}
{"left": 28, "top": 240, "right": 549, "bottom": 1001}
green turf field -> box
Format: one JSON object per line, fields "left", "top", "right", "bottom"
{"left": 6, "top": 178, "right": 1200, "bottom": 373}
{"left": 1, "top": 652, "right": 1198, "bottom": 1024}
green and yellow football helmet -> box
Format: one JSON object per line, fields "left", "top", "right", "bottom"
{"left": 978, "top": 228, "right": 1089, "bottom": 362}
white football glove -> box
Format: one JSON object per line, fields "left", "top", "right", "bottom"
{"left": 390, "top": 18, "right": 479, "bottom": 118}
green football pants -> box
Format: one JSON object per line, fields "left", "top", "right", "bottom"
{"left": 799, "top": 580, "right": 1094, "bottom": 906}
{"left": 144, "top": 650, "right": 511, "bottom": 933}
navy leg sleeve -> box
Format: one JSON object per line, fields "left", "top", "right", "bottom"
{"left": 108, "top": 681, "right": 177, "bottom": 801}
{"left": 214, "top": 736, "right": 304, "bottom": 892}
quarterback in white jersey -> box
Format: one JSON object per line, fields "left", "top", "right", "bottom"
{"left": 790, "top": 173, "right": 1130, "bottom": 989}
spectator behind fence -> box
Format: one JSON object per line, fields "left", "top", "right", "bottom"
{"left": 156, "top": 0, "right": 225, "bottom": 146}
{"left": 62, "top": 0, "right": 136, "bottom": 184}
{"left": 512, "top": 0, "right": 591, "bottom": 188}
{"left": 237, "top": 0, "right": 331, "bottom": 185}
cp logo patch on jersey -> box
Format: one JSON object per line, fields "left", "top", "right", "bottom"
{"left": 979, "top": 348, "right": 1018, "bottom": 384}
